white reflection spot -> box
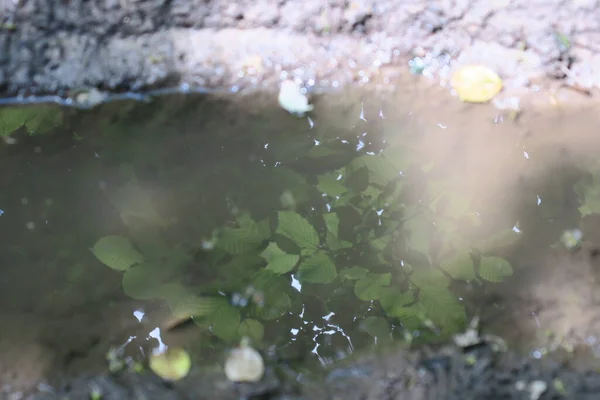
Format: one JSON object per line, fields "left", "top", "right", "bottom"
{"left": 133, "top": 309, "right": 145, "bottom": 322}
{"left": 291, "top": 275, "right": 302, "bottom": 292}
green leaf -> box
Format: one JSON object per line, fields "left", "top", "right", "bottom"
{"left": 323, "top": 212, "right": 341, "bottom": 237}
{"left": 317, "top": 173, "right": 348, "bottom": 196}
{"left": 432, "top": 191, "right": 472, "bottom": 219}
{"left": 260, "top": 242, "right": 300, "bottom": 274}
{"left": 387, "top": 304, "right": 423, "bottom": 328}
{"left": 339, "top": 266, "right": 369, "bottom": 280}
{"left": 419, "top": 286, "right": 466, "bottom": 330}
{"left": 326, "top": 234, "right": 353, "bottom": 251}
{"left": 297, "top": 252, "right": 337, "bottom": 284}
{"left": 238, "top": 319, "right": 265, "bottom": 342}
{"left": 91, "top": 235, "right": 143, "bottom": 271}
{"left": 477, "top": 228, "right": 522, "bottom": 253}
{"left": 379, "top": 288, "right": 415, "bottom": 314}
{"left": 381, "top": 146, "right": 415, "bottom": 172}
{"left": 217, "top": 214, "right": 271, "bottom": 255}
{"left": 370, "top": 235, "right": 392, "bottom": 251}
{"left": 354, "top": 273, "right": 392, "bottom": 301}
{"left": 479, "top": 256, "right": 513, "bottom": 283}
{"left": 359, "top": 316, "right": 391, "bottom": 339}
{"left": 208, "top": 303, "right": 242, "bottom": 342}
{"left": 169, "top": 295, "right": 223, "bottom": 318}
{"left": 440, "top": 251, "right": 476, "bottom": 281}
{"left": 0, "top": 106, "right": 63, "bottom": 136}
{"left": 403, "top": 213, "right": 433, "bottom": 256}
{"left": 324, "top": 212, "right": 353, "bottom": 250}
{"left": 122, "top": 264, "right": 165, "bottom": 300}
{"left": 277, "top": 211, "right": 320, "bottom": 252}
{"left": 352, "top": 155, "right": 399, "bottom": 186}
{"left": 410, "top": 268, "right": 450, "bottom": 289}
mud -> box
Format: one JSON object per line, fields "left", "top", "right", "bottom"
{"left": 21, "top": 340, "right": 600, "bottom": 400}
{"left": 2, "top": 0, "right": 600, "bottom": 98}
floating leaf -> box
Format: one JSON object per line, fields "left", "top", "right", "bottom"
{"left": 339, "top": 266, "right": 369, "bottom": 280}
{"left": 359, "top": 316, "right": 391, "bottom": 339}
{"left": 297, "top": 252, "right": 337, "bottom": 284}
{"left": 440, "top": 251, "right": 476, "bottom": 281}
{"left": 238, "top": 319, "right": 265, "bottom": 342}
{"left": 276, "top": 211, "right": 320, "bottom": 252}
{"left": 317, "top": 174, "right": 348, "bottom": 196}
{"left": 354, "top": 273, "right": 392, "bottom": 301}
{"left": 91, "top": 235, "right": 143, "bottom": 271}
{"left": 451, "top": 65, "right": 503, "bottom": 103}
{"left": 260, "top": 242, "right": 299, "bottom": 274}
{"left": 224, "top": 341, "right": 265, "bottom": 383}
{"left": 479, "top": 256, "right": 513, "bottom": 283}
{"left": 149, "top": 347, "right": 191, "bottom": 381}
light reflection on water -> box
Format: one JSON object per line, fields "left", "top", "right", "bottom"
{"left": 2, "top": 87, "right": 600, "bottom": 389}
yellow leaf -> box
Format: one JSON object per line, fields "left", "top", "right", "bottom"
{"left": 451, "top": 65, "right": 503, "bottom": 103}
{"left": 149, "top": 347, "right": 191, "bottom": 381}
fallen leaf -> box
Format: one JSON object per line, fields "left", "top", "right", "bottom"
{"left": 451, "top": 65, "right": 503, "bottom": 103}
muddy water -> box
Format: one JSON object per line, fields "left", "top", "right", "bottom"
{"left": 2, "top": 84, "right": 600, "bottom": 394}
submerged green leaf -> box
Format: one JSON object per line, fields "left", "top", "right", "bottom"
{"left": 277, "top": 211, "right": 320, "bottom": 252}
{"left": 419, "top": 286, "right": 466, "bottom": 330}
{"left": 317, "top": 173, "right": 349, "bottom": 196}
{"left": 410, "top": 268, "right": 450, "bottom": 289}
{"left": 0, "top": 106, "right": 63, "bottom": 137}
{"left": 352, "top": 154, "right": 399, "bottom": 186}
{"left": 297, "top": 252, "right": 337, "bottom": 284}
{"left": 260, "top": 242, "right": 299, "bottom": 274}
{"left": 91, "top": 235, "right": 143, "bottom": 271}
{"left": 169, "top": 295, "right": 223, "bottom": 319}
{"left": 440, "top": 251, "right": 476, "bottom": 281}
{"left": 379, "top": 288, "right": 415, "bottom": 315}
{"left": 478, "top": 256, "right": 513, "bottom": 283}
{"left": 354, "top": 273, "right": 392, "bottom": 301}
{"left": 238, "top": 319, "right": 265, "bottom": 342}
{"left": 478, "top": 228, "right": 522, "bottom": 253}
{"left": 339, "top": 266, "right": 369, "bottom": 280}
{"left": 359, "top": 316, "right": 391, "bottom": 339}
{"left": 209, "top": 303, "right": 242, "bottom": 342}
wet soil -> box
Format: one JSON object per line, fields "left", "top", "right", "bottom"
{"left": 22, "top": 340, "right": 600, "bottom": 400}
{"left": 2, "top": 0, "right": 600, "bottom": 99}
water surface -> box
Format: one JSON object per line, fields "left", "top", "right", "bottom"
{"left": 2, "top": 85, "right": 600, "bottom": 390}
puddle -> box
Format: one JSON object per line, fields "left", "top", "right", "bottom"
{"left": 3, "top": 83, "right": 600, "bottom": 393}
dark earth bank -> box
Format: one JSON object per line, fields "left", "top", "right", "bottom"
{"left": 23, "top": 340, "right": 600, "bottom": 400}
{"left": 2, "top": 0, "right": 600, "bottom": 98}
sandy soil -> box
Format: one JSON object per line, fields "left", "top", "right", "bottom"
{"left": 1, "top": 0, "right": 600, "bottom": 100}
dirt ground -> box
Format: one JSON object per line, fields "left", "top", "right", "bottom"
{"left": 1, "top": 0, "right": 600, "bottom": 100}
